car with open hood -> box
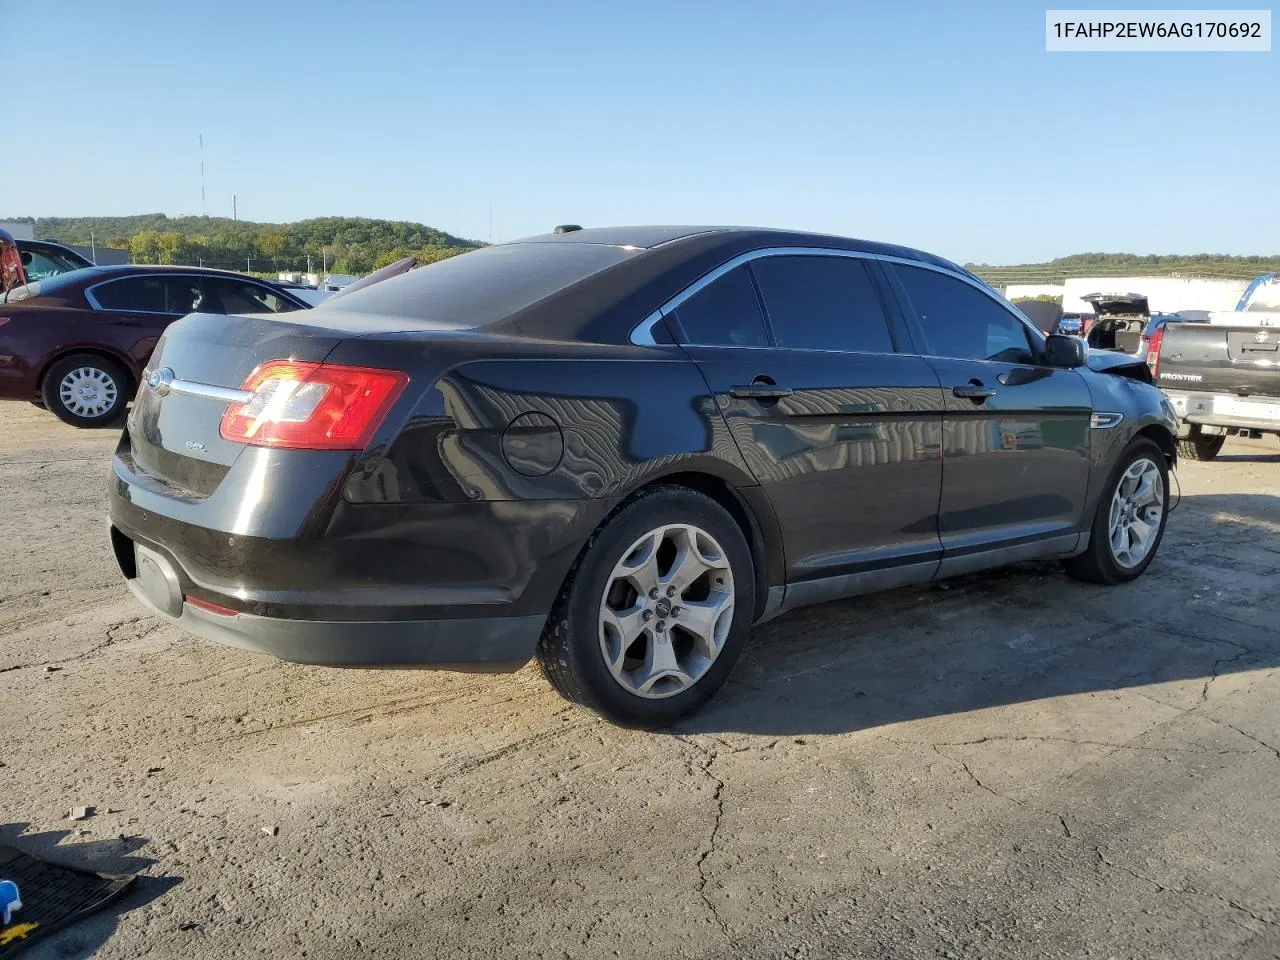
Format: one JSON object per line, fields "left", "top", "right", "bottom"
{"left": 107, "top": 225, "right": 1179, "bottom": 727}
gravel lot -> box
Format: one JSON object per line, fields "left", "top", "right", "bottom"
{"left": 2, "top": 402, "right": 1279, "bottom": 960}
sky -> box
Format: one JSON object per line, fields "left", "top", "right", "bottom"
{"left": 4, "top": 0, "right": 1277, "bottom": 264}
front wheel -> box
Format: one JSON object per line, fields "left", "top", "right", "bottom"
{"left": 41, "top": 354, "right": 130, "bottom": 427}
{"left": 536, "top": 486, "right": 755, "bottom": 728}
{"left": 1066, "top": 438, "right": 1170, "bottom": 585}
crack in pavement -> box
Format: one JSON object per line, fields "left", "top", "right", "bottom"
{"left": 927, "top": 734, "right": 1259, "bottom": 757}
{"left": 0, "top": 616, "right": 162, "bottom": 674}
{"left": 934, "top": 747, "right": 1280, "bottom": 931}
{"left": 676, "top": 735, "right": 732, "bottom": 944}
{"left": 1060, "top": 813, "right": 1279, "bottom": 930}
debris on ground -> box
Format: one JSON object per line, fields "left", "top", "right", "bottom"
{"left": 66, "top": 806, "right": 93, "bottom": 822}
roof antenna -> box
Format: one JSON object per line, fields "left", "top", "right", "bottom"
{"left": 553, "top": 224, "right": 583, "bottom": 234}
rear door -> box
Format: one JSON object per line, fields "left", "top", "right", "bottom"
{"left": 86, "top": 274, "right": 202, "bottom": 370}
{"left": 673, "top": 253, "right": 945, "bottom": 590}
{"left": 884, "top": 263, "right": 1092, "bottom": 574}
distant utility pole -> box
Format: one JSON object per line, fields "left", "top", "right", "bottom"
{"left": 306, "top": 253, "right": 313, "bottom": 274}
{"left": 90, "top": 231, "right": 97, "bottom": 265}
{"left": 199, "top": 134, "right": 206, "bottom": 217}
{"left": 246, "top": 256, "right": 252, "bottom": 273}
{"left": 232, "top": 194, "right": 238, "bottom": 221}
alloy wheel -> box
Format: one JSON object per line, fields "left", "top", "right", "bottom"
{"left": 1107, "top": 457, "right": 1165, "bottom": 569}
{"left": 598, "top": 523, "right": 735, "bottom": 699}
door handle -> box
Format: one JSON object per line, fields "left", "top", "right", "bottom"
{"left": 952, "top": 384, "right": 997, "bottom": 401}
{"left": 731, "top": 383, "right": 793, "bottom": 399}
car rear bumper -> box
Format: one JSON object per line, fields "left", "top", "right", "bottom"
{"left": 119, "top": 541, "right": 544, "bottom": 669}
{"left": 109, "top": 456, "right": 616, "bottom": 669}
{"left": 1164, "top": 390, "right": 1280, "bottom": 432}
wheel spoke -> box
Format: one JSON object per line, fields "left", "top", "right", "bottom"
{"left": 674, "top": 592, "right": 733, "bottom": 659}
{"left": 634, "top": 632, "right": 693, "bottom": 695}
{"left": 617, "top": 530, "right": 662, "bottom": 595}
{"left": 1131, "top": 471, "right": 1160, "bottom": 507}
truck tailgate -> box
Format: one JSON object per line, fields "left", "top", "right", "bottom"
{"left": 1157, "top": 324, "right": 1280, "bottom": 398}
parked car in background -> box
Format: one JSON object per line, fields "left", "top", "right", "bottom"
{"left": 272, "top": 280, "right": 331, "bottom": 306}
{"left": 16, "top": 237, "right": 94, "bottom": 280}
{"left": 1149, "top": 305, "right": 1280, "bottom": 460}
{"left": 0, "top": 265, "right": 310, "bottom": 426}
{"left": 1084, "top": 293, "right": 1150, "bottom": 353}
{"left": 107, "top": 225, "right": 1178, "bottom": 728}
{"left": 1057, "top": 313, "right": 1086, "bottom": 336}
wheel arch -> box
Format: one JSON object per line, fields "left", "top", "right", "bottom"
{"left": 1136, "top": 422, "right": 1177, "bottom": 468}
{"left": 556, "top": 469, "right": 781, "bottom": 624}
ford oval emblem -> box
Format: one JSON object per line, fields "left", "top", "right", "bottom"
{"left": 1255, "top": 330, "right": 1270, "bottom": 344}
{"left": 145, "top": 367, "right": 175, "bottom": 397}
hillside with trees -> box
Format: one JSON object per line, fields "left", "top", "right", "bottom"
{"left": 968, "top": 252, "right": 1280, "bottom": 286}
{"left": 7, "top": 216, "right": 1279, "bottom": 283}
{"left": 4, "top": 215, "right": 480, "bottom": 275}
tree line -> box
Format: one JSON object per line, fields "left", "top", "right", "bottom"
{"left": 6, "top": 214, "right": 480, "bottom": 275}
{"left": 969, "top": 251, "right": 1280, "bottom": 284}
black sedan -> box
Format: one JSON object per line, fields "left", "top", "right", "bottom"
{"left": 108, "top": 226, "right": 1179, "bottom": 727}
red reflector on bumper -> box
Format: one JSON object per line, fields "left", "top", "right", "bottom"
{"left": 185, "top": 595, "right": 238, "bottom": 617}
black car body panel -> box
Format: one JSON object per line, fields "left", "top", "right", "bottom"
{"left": 108, "top": 226, "right": 1177, "bottom": 670}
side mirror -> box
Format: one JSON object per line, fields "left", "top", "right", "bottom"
{"left": 1044, "top": 334, "right": 1086, "bottom": 369}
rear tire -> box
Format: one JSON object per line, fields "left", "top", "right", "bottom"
{"left": 41, "top": 354, "right": 131, "bottom": 428}
{"left": 1177, "top": 428, "right": 1225, "bottom": 462}
{"left": 536, "top": 486, "right": 755, "bottom": 728}
{"left": 1066, "top": 438, "right": 1169, "bottom": 585}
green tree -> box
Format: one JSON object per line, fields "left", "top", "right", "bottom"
{"left": 130, "top": 230, "right": 162, "bottom": 264}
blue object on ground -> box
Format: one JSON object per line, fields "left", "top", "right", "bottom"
{"left": 0, "top": 880, "right": 20, "bottom": 925}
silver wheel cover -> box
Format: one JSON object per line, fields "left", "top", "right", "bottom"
{"left": 1107, "top": 457, "right": 1165, "bottom": 569}
{"left": 598, "top": 523, "right": 735, "bottom": 699}
{"left": 58, "top": 366, "right": 118, "bottom": 418}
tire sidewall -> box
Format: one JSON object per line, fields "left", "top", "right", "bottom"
{"left": 1093, "top": 439, "right": 1170, "bottom": 583}
{"left": 42, "top": 355, "right": 130, "bottom": 427}
{"left": 561, "top": 490, "right": 755, "bottom": 727}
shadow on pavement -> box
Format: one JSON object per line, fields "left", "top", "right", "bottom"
{"left": 0, "top": 822, "right": 178, "bottom": 960}
{"left": 679, "top": 492, "right": 1280, "bottom": 737}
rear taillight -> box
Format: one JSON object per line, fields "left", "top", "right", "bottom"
{"left": 219, "top": 360, "right": 408, "bottom": 450}
{"left": 1146, "top": 327, "right": 1165, "bottom": 378}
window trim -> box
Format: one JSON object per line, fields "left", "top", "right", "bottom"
{"left": 630, "top": 246, "right": 1044, "bottom": 354}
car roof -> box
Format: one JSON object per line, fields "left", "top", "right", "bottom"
{"left": 511, "top": 225, "right": 966, "bottom": 273}
{"left": 64, "top": 264, "right": 284, "bottom": 282}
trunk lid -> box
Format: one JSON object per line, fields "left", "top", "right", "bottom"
{"left": 127, "top": 311, "right": 349, "bottom": 496}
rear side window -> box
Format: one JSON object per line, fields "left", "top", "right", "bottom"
{"left": 202, "top": 278, "right": 300, "bottom": 314}
{"left": 891, "top": 264, "right": 1037, "bottom": 364}
{"left": 751, "top": 255, "right": 894, "bottom": 353}
{"left": 91, "top": 276, "right": 205, "bottom": 314}
{"left": 670, "top": 265, "right": 769, "bottom": 347}
{"left": 316, "top": 242, "right": 634, "bottom": 326}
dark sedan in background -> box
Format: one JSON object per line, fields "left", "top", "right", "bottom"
{"left": 108, "top": 226, "right": 1178, "bottom": 727}
{"left": 0, "top": 265, "right": 309, "bottom": 425}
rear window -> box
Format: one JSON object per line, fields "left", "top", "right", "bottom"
{"left": 314, "top": 243, "right": 636, "bottom": 326}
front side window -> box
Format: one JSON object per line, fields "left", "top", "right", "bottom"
{"left": 892, "top": 264, "right": 1037, "bottom": 364}
{"left": 21, "top": 248, "right": 82, "bottom": 281}
{"left": 670, "top": 265, "right": 769, "bottom": 347}
{"left": 91, "top": 276, "right": 205, "bottom": 314}
{"left": 751, "top": 255, "right": 894, "bottom": 353}
{"left": 202, "top": 279, "right": 300, "bottom": 314}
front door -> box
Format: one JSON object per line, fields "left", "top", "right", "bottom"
{"left": 667, "top": 255, "right": 946, "bottom": 594}
{"left": 884, "top": 262, "right": 1092, "bottom": 575}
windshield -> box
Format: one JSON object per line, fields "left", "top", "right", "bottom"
{"left": 315, "top": 242, "right": 637, "bottom": 327}
{"left": 1241, "top": 276, "right": 1280, "bottom": 312}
